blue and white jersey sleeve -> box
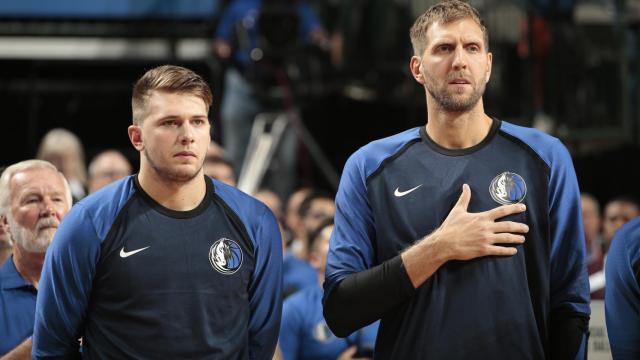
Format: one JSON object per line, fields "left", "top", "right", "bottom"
{"left": 325, "top": 150, "right": 376, "bottom": 292}
{"left": 247, "top": 206, "right": 283, "bottom": 359}
{"left": 33, "top": 203, "right": 101, "bottom": 358}
{"left": 546, "top": 138, "right": 590, "bottom": 314}
{"left": 502, "top": 123, "right": 590, "bottom": 315}
{"left": 605, "top": 217, "right": 640, "bottom": 359}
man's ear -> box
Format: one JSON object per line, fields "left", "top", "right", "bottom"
{"left": 128, "top": 125, "right": 144, "bottom": 151}
{"left": 1, "top": 214, "right": 12, "bottom": 241}
{"left": 485, "top": 52, "right": 493, "bottom": 83}
{"left": 410, "top": 56, "right": 425, "bottom": 85}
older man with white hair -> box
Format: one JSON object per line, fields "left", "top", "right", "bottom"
{"left": 0, "top": 160, "right": 71, "bottom": 358}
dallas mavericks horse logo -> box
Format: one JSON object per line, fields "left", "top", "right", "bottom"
{"left": 209, "top": 238, "right": 243, "bottom": 275}
{"left": 489, "top": 172, "right": 527, "bottom": 205}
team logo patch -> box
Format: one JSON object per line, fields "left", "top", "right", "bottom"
{"left": 209, "top": 238, "right": 243, "bottom": 275}
{"left": 489, "top": 172, "right": 527, "bottom": 205}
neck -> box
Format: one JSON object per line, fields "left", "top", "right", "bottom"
{"left": 13, "top": 245, "right": 45, "bottom": 288}
{"left": 138, "top": 166, "right": 207, "bottom": 211}
{"left": 425, "top": 99, "right": 493, "bottom": 149}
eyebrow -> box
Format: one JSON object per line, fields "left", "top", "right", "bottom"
{"left": 156, "top": 114, "right": 208, "bottom": 121}
{"left": 19, "top": 189, "right": 65, "bottom": 199}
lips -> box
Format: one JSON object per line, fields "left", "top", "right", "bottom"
{"left": 449, "top": 78, "right": 471, "bottom": 85}
{"left": 34, "top": 216, "right": 60, "bottom": 234}
{"left": 175, "top": 151, "right": 196, "bottom": 157}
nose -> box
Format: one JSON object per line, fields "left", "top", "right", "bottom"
{"left": 452, "top": 46, "right": 467, "bottom": 70}
{"left": 180, "top": 122, "right": 195, "bottom": 144}
{"left": 40, "top": 198, "right": 58, "bottom": 218}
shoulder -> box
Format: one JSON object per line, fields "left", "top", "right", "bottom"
{"left": 68, "top": 176, "right": 137, "bottom": 239}
{"left": 210, "top": 178, "right": 278, "bottom": 246}
{"left": 498, "top": 121, "right": 570, "bottom": 169}
{"left": 344, "top": 127, "right": 422, "bottom": 181}
{"left": 212, "top": 178, "right": 271, "bottom": 220}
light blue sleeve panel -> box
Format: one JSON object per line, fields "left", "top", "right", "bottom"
{"left": 214, "top": 180, "right": 283, "bottom": 360}
{"left": 605, "top": 216, "right": 640, "bottom": 359}
{"left": 501, "top": 122, "right": 590, "bottom": 315}
{"left": 33, "top": 177, "right": 136, "bottom": 358}
{"left": 324, "top": 128, "right": 421, "bottom": 295}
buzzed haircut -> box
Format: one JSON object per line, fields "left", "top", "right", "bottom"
{"left": 131, "top": 65, "right": 213, "bottom": 124}
{"left": 409, "top": 0, "right": 489, "bottom": 56}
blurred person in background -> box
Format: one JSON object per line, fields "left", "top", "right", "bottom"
{"left": 36, "top": 128, "right": 87, "bottom": 201}
{"left": 280, "top": 219, "right": 378, "bottom": 360}
{"left": 602, "top": 195, "right": 640, "bottom": 253}
{"left": 295, "top": 190, "right": 335, "bottom": 259}
{"left": 581, "top": 193, "right": 604, "bottom": 271}
{"left": 204, "top": 155, "right": 237, "bottom": 186}
{"left": 582, "top": 193, "right": 606, "bottom": 299}
{"left": 87, "top": 149, "right": 132, "bottom": 193}
{"left": 283, "top": 190, "right": 335, "bottom": 297}
{"left": 0, "top": 160, "right": 71, "bottom": 358}
{"left": 285, "top": 187, "right": 312, "bottom": 248}
{"left": 282, "top": 187, "right": 317, "bottom": 298}
{"left": 213, "top": 0, "right": 330, "bottom": 199}
{"left": 254, "top": 188, "right": 283, "bottom": 221}
{"left": 203, "top": 140, "right": 236, "bottom": 186}
{"left": 591, "top": 195, "right": 640, "bottom": 299}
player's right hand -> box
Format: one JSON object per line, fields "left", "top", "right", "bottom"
{"left": 433, "top": 183, "right": 529, "bottom": 261}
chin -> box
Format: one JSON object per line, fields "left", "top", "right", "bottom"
{"left": 163, "top": 166, "right": 202, "bottom": 182}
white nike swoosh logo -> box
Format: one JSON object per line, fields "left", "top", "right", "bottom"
{"left": 119, "top": 246, "right": 150, "bottom": 258}
{"left": 394, "top": 185, "right": 422, "bottom": 197}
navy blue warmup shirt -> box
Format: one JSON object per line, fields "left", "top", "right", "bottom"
{"left": 324, "top": 119, "right": 590, "bottom": 359}
{"left": 605, "top": 216, "right": 640, "bottom": 359}
{"left": 0, "top": 256, "right": 37, "bottom": 355}
{"left": 33, "top": 175, "right": 282, "bottom": 359}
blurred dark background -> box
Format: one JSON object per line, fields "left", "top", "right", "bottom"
{"left": 0, "top": 0, "right": 639, "bottom": 204}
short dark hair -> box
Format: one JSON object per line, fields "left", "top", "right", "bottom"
{"left": 410, "top": 0, "right": 489, "bottom": 55}
{"left": 132, "top": 65, "right": 213, "bottom": 124}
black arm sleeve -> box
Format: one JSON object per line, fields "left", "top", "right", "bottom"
{"left": 322, "top": 255, "right": 416, "bottom": 337}
{"left": 549, "top": 307, "right": 589, "bottom": 360}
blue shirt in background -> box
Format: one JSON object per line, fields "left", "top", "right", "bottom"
{"left": 283, "top": 253, "right": 317, "bottom": 297}
{"left": 280, "top": 285, "right": 378, "bottom": 360}
{"left": 0, "top": 255, "right": 37, "bottom": 356}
